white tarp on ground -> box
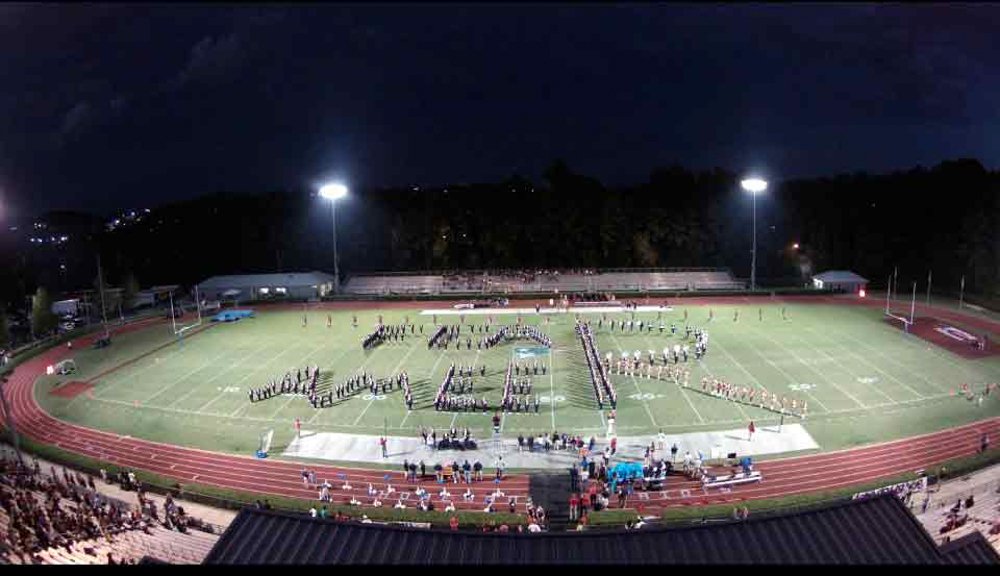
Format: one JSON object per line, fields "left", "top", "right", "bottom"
{"left": 419, "top": 305, "right": 673, "bottom": 316}
{"left": 281, "top": 424, "right": 818, "bottom": 469}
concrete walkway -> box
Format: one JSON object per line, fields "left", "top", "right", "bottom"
{"left": 281, "top": 424, "right": 818, "bottom": 469}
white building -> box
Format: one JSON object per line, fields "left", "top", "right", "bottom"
{"left": 812, "top": 270, "right": 868, "bottom": 293}
{"left": 196, "top": 272, "right": 336, "bottom": 301}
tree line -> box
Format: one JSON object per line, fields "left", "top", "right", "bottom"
{"left": 2, "top": 158, "right": 997, "bottom": 333}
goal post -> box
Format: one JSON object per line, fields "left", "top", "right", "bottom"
{"left": 884, "top": 274, "right": 915, "bottom": 332}
{"left": 170, "top": 286, "right": 203, "bottom": 338}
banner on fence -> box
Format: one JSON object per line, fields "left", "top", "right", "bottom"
{"left": 851, "top": 477, "right": 927, "bottom": 501}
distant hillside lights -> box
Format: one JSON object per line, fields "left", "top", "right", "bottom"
{"left": 105, "top": 208, "right": 151, "bottom": 231}
{"left": 28, "top": 235, "right": 69, "bottom": 245}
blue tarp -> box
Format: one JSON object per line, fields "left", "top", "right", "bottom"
{"left": 213, "top": 309, "right": 255, "bottom": 322}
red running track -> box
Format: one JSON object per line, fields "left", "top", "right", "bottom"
{"left": 3, "top": 298, "right": 998, "bottom": 513}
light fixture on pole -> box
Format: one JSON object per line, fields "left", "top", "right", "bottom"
{"left": 319, "top": 183, "right": 348, "bottom": 295}
{"left": 741, "top": 178, "right": 768, "bottom": 292}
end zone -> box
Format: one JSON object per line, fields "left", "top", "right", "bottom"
{"left": 886, "top": 316, "right": 997, "bottom": 359}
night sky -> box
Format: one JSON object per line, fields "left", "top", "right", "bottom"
{"left": 1, "top": 4, "right": 998, "bottom": 218}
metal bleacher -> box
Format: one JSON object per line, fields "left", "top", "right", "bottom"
{"left": 342, "top": 269, "right": 743, "bottom": 296}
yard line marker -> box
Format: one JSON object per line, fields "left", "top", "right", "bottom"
{"left": 224, "top": 333, "right": 327, "bottom": 418}
{"left": 797, "top": 324, "right": 925, "bottom": 400}
{"left": 141, "top": 348, "right": 234, "bottom": 406}
{"left": 751, "top": 324, "right": 891, "bottom": 404}
{"left": 703, "top": 331, "right": 829, "bottom": 414}
{"left": 637, "top": 329, "right": 759, "bottom": 422}
{"left": 161, "top": 341, "right": 274, "bottom": 409}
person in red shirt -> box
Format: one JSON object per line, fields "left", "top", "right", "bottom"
{"left": 294, "top": 417, "right": 302, "bottom": 438}
{"left": 450, "top": 516, "right": 459, "bottom": 531}
{"left": 748, "top": 420, "right": 756, "bottom": 441}
{"left": 610, "top": 436, "right": 618, "bottom": 455}
{"left": 569, "top": 493, "right": 579, "bottom": 521}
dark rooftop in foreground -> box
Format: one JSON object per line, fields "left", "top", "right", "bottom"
{"left": 203, "top": 494, "right": 999, "bottom": 565}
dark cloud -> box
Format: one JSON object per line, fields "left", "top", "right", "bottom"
{"left": 1, "top": 5, "right": 998, "bottom": 215}
{"left": 167, "top": 33, "right": 245, "bottom": 91}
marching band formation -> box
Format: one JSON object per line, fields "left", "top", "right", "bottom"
{"left": 242, "top": 310, "right": 829, "bottom": 429}
{"left": 247, "top": 365, "right": 320, "bottom": 403}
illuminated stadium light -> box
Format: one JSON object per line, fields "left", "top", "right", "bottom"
{"left": 792, "top": 243, "right": 799, "bottom": 250}
{"left": 319, "top": 183, "right": 348, "bottom": 200}
{"left": 741, "top": 178, "right": 768, "bottom": 194}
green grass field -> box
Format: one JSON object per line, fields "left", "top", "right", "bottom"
{"left": 34, "top": 303, "right": 1000, "bottom": 462}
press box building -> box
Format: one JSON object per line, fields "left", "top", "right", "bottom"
{"left": 195, "top": 271, "right": 336, "bottom": 301}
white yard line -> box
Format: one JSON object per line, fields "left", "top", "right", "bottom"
{"left": 157, "top": 341, "right": 274, "bottom": 409}
{"left": 796, "top": 324, "right": 926, "bottom": 400}
{"left": 263, "top": 341, "right": 333, "bottom": 420}
{"left": 637, "top": 330, "right": 755, "bottom": 422}
{"left": 140, "top": 348, "right": 234, "bottom": 406}
{"left": 837, "top": 306, "right": 1000, "bottom": 383}
{"left": 609, "top": 333, "right": 663, "bottom": 426}
{"left": 752, "top": 326, "right": 880, "bottom": 406}
{"left": 88, "top": 335, "right": 197, "bottom": 400}
{"left": 395, "top": 346, "right": 450, "bottom": 429}
{"left": 352, "top": 343, "right": 421, "bottom": 426}
{"left": 739, "top": 328, "right": 865, "bottom": 409}
{"left": 222, "top": 339, "right": 321, "bottom": 418}
{"left": 707, "top": 333, "right": 830, "bottom": 415}
{"left": 548, "top": 346, "right": 556, "bottom": 431}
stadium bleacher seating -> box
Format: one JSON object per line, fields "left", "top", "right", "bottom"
{"left": 342, "top": 269, "right": 744, "bottom": 296}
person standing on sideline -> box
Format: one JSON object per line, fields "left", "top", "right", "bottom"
{"left": 380, "top": 436, "right": 388, "bottom": 458}
{"left": 294, "top": 417, "right": 302, "bottom": 439}
{"left": 671, "top": 443, "right": 679, "bottom": 463}
{"left": 748, "top": 420, "right": 756, "bottom": 442}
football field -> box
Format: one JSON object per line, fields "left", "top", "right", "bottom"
{"left": 35, "top": 301, "right": 1000, "bottom": 463}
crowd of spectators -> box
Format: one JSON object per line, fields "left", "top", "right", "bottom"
{"left": 442, "top": 269, "right": 601, "bottom": 293}
{"left": 0, "top": 449, "right": 213, "bottom": 565}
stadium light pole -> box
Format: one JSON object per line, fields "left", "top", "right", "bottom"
{"left": 319, "top": 183, "right": 348, "bottom": 295}
{"left": 741, "top": 178, "right": 768, "bottom": 291}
